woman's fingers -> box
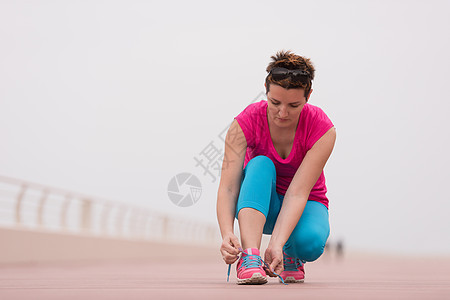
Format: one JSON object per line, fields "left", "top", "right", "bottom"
{"left": 264, "top": 247, "right": 283, "bottom": 277}
{"left": 230, "top": 236, "right": 242, "bottom": 252}
{"left": 267, "top": 258, "right": 282, "bottom": 276}
{"left": 271, "top": 258, "right": 283, "bottom": 275}
{"left": 223, "top": 253, "right": 239, "bottom": 264}
{"left": 220, "top": 235, "right": 242, "bottom": 264}
{"left": 263, "top": 252, "right": 275, "bottom": 277}
{"left": 221, "top": 241, "right": 239, "bottom": 256}
{"left": 221, "top": 247, "right": 240, "bottom": 264}
{"left": 264, "top": 266, "right": 277, "bottom": 277}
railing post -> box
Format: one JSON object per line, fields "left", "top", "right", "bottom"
{"left": 37, "top": 190, "right": 49, "bottom": 227}
{"left": 128, "top": 209, "right": 138, "bottom": 238}
{"left": 209, "top": 226, "right": 218, "bottom": 244}
{"left": 60, "top": 195, "right": 71, "bottom": 230}
{"left": 115, "top": 206, "right": 127, "bottom": 237}
{"left": 141, "top": 213, "right": 151, "bottom": 239}
{"left": 15, "top": 184, "right": 27, "bottom": 225}
{"left": 80, "top": 198, "right": 92, "bottom": 233}
{"left": 134, "top": 211, "right": 146, "bottom": 239}
{"left": 101, "top": 204, "right": 112, "bottom": 236}
{"left": 143, "top": 213, "right": 153, "bottom": 239}
{"left": 161, "top": 215, "right": 169, "bottom": 241}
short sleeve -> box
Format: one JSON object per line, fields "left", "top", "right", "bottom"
{"left": 306, "top": 107, "right": 334, "bottom": 150}
{"left": 234, "top": 103, "right": 258, "bottom": 148}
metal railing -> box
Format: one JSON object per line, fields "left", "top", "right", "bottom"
{"left": 0, "top": 175, "right": 219, "bottom": 245}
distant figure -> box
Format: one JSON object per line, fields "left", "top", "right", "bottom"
{"left": 216, "top": 50, "right": 337, "bottom": 285}
{"left": 336, "top": 240, "right": 344, "bottom": 259}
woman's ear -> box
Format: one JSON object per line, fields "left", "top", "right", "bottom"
{"left": 306, "top": 88, "right": 313, "bottom": 101}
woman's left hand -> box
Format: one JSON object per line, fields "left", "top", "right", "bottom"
{"left": 264, "top": 244, "right": 284, "bottom": 277}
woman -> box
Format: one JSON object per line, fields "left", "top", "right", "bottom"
{"left": 216, "top": 50, "right": 336, "bottom": 284}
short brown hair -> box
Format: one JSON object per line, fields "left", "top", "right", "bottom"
{"left": 265, "top": 50, "right": 315, "bottom": 98}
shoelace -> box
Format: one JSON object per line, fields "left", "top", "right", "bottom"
{"left": 239, "top": 253, "right": 263, "bottom": 270}
{"left": 283, "top": 253, "right": 301, "bottom": 272}
{"left": 227, "top": 248, "right": 287, "bottom": 285}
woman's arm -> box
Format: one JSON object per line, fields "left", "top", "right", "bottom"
{"left": 217, "top": 119, "right": 247, "bottom": 263}
{"left": 265, "top": 127, "right": 336, "bottom": 273}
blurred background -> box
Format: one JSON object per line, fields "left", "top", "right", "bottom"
{"left": 1, "top": 0, "right": 450, "bottom": 261}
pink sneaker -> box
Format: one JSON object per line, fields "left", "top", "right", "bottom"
{"left": 279, "top": 252, "right": 305, "bottom": 283}
{"left": 236, "top": 248, "right": 268, "bottom": 285}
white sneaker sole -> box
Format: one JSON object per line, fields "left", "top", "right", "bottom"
{"left": 279, "top": 276, "right": 305, "bottom": 283}
{"left": 237, "top": 272, "right": 268, "bottom": 285}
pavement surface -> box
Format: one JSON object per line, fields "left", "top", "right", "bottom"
{"left": 1, "top": 251, "right": 450, "bottom": 299}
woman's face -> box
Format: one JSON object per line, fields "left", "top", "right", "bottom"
{"left": 266, "top": 84, "right": 310, "bottom": 129}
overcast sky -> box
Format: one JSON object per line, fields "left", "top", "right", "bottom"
{"left": 1, "top": 0, "right": 449, "bottom": 256}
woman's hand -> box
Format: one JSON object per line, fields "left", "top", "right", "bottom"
{"left": 264, "top": 244, "right": 284, "bottom": 277}
{"left": 220, "top": 233, "right": 242, "bottom": 264}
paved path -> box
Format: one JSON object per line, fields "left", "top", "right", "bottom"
{"left": 1, "top": 252, "right": 449, "bottom": 299}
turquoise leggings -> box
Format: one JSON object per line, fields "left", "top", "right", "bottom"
{"left": 236, "top": 155, "right": 330, "bottom": 262}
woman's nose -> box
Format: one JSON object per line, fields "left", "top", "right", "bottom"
{"left": 278, "top": 106, "right": 288, "bottom": 118}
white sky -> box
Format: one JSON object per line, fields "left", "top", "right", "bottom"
{"left": 1, "top": 0, "right": 450, "bottom": 256}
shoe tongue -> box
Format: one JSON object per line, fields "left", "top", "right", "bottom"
{"left": 245, "top": 248, "right": 260, "bottom": 256}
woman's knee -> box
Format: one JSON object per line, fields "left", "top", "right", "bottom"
{"left": 288, "top": 227, "right": 328, "bottom": 262}
{"left": 246, "top": 155, "right": 276, "bottom": 177}
{"left": 299, "top": 240, "right": 326, "bottom": 262}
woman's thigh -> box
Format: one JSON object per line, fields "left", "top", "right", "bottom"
{"left": 235, "top": 156, "right": 280, "bottom": 220}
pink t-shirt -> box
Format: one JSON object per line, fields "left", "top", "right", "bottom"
{"left": 235, "top": 100, "right": 334, "bottom": 208}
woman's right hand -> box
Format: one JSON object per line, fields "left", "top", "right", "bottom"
{"left": 220, "top": 233, "right": 242, "bottom": 264}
